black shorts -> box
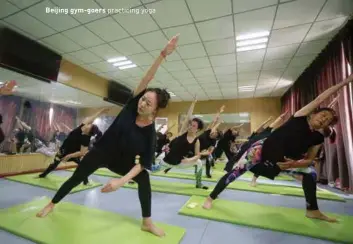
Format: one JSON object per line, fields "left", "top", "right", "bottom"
{"left": 249, "top": 161, "right": 281, "bottom": 180}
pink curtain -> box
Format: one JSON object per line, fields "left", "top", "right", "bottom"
{"left": 22, "top": 99, "right": 77, "bottom": 142}
{"left": 281, "top": 20, "right": 353, "bottom": 191}
{"left": 0, "top": 95, "right": 21, "bottom": 137}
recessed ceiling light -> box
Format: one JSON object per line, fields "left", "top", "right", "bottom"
{"left": 236, "top": 31, "right": 270, "bottom": 41}
{"left": 236, "top": 38, "right": 268, "bottom": 47}
{"left": 0, "top": 82, "right": 3, "bottom": 85}
{"left": 107, "top": 57, "right": 127, "bottom": 63}
{"left": 118, "top": 64, "right": 137, "bottom": 70}
{"left": 239, "top": 85, "right": 255, "bottom": 91}
{"left": 237, "top": 44, "right": 267, "bottom": 52}
{"left": 277, "top": 79, "right": 294, "bottom": 87}
{"left": 113, "top": 60, "right": 132, "bottom": 66}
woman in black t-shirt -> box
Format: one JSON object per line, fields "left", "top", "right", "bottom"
{"left": 38, "top": 110, "right": 105, "bottom": 181}
{"left": 204, "top": 74, "right": 353, "bottom": 222}
{"left": 213, "top": 123, "right": 243, "bottom": 170}
{"left": 152, "top": 98, "right": 209, "bottom": 189}
{"left": 250, "top": 96, "right": 340, "bottom": 187}
{"left": 36, "top": 35, "right": 179, "bottom": 237}
{"left": 163, "top": 105, "right": 224, "bottom": 178}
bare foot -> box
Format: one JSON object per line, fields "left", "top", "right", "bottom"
{"left": 250, "top": 181, "right": 257, "bottom": 187}
{"left": 306, "top": 210, "right": 338, "bottom": 223}
{"left": 203, "top": 197, "right": 213, "bottom": 209}
{"left": 36, "top": 202, "right": 54, "bottom": 218}
{"left": 141, "top": 223, "right": 165, "bottom": 237}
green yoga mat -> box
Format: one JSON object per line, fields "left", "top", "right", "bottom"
{"left": 124, "top": 179, "right": 343, "bottom": 202}
{"left": 5, "top": 173, "right": 102, "bottom": 193}
{"left": 152, "top": 171, "right": 298, "bottom": 187}
{"left": 0, "top": 197, "right": 185, "bottom": 244}
{"left": 66, "top": 168, "right": 343, "bottom": 201}
{"left": 179, "top": 196, "right": 352, "bottom": 243}
{"left": 67, "top": 168, "right": 119, "bottom": 178}
{"left": 213, "top": 163, "right": 294, "bottom": 181}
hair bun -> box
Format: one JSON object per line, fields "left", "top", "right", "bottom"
{"left": 160, "top": 89, "right": 171, "bottom": 108}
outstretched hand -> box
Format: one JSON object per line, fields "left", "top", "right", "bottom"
{"left": 101, "top": 178, "right": 125, "bottom": 193}
{"left": 162, "top": 34, "right": 179, "bottom": 56}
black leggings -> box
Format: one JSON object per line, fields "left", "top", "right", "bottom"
{"left": 51, "top": 149, "right": 152, "bottom": 217}
{"left": 224, "top": 142, "right": 250, "bottom": 172}
{"left": 39, "top": 152, "right": 87, "bottom": 183}
{"left": 210, "top": 163, "right": 319, "bottom": 211}
{"left": 205, "top": 157, "right": 212, "bottom": 177}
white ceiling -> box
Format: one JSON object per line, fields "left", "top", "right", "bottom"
{"left": 0, "top": 67, "right": 113, "bottom": 108}
{"left": 1, "top": 0, "right": 352, "bottom": 102}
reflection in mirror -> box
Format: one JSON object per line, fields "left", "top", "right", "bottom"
{"left": 0, "top": 67, "right": 112, "bottom": 155}
{"left": 178, "top": 113, "right": 251, "bottom": 138}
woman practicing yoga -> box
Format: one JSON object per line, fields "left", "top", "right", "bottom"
{"left": 36, "top": 35, "right": 179, "bottom": 237}
{"left": 249, "top": 95, "right": 339, "bottom": 187}
{"left": 215, "top": 123, "right": 243, "bottom": 172}
{"left": 155, "top": 122, "right": 175, "bottom": 158}
{"left": 152, "top": 98, "right": 208, "bottom": 189}
{"left": 223, "top": 114, "right": 283, "bottom": 177}
{"left": 163, "top": 105, "right": 224, "bottom": 178}
{"left": 203, "top": 74, "right": 353, "bottom": 222}
{"left": 38, "top": 109, "right": 105, "bottom": 182}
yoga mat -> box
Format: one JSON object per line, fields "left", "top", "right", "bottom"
{"left": 179, "top": 196, "right": 352, "bottom": 243}
{"left": 0, "top": 197, "right": 185, "bottom": 244}
{"left": 124, "top": 179, "right": 344, "bottom": 202}
{"left": 226, "top": 181, "right": 344, "bottom": 202}
{"left": 67, "top": 168, "right": 343, "bottom": 201}
{"left": 213, "top": 163, "right": 294, "bottom": 181}
{"left": 151, "top": 171, "right": 299, "bottom": 187}
{"left": 67, "top": 168, "right": 119, "bottom": 178}
{"left": 5, "top": 173, "right": 102, "bottom": 193}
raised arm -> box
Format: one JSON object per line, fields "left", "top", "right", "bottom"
{"left": 295, "top": 74, "right": 353, "bottom": 117}
{"left": 82, "top": 108, "right": 109, "bottom": 125}
{"left": 179, "top": 98, "right": 197, "bottom": 136}
{"left": 269, "top": 110, "right": 289, "bottom": 130}
{"left": 15, "top": 117, "right": 31, "bottom": 131}
{"left": 210, "top": 120, "right": 222, "bottom": 134}
{"left": 165, "top": 122, "right": 176, "bottom": 133}
{"left": 207, "top": 105, "right": 225, "bottom": 130}
{"left": 61, "top": 123, "right": 73, "bottom": 133}
{"left": 328, "top": 94, "right": 340, "bottom": 108}
{"left": 134, "top": 34, "right": 179, "bottom": 96}
{"left": 232, "top": 123, "right": 244, "bottom": 129}
{"left": 253, "top": 116, "right": 273, "bottom": 134}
